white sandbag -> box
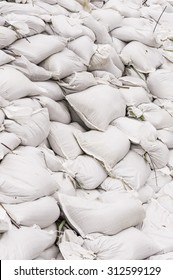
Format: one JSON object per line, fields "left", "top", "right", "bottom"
{"left": 138, "top": 103, "right": 173, "bottom": 129}
{"left": 168, "top": 149, "right": 173, "bottom": 170}
{"left": 142, "top": 199, "right": 173, "bottom": 253}
{"left": 57, "top": 192, "right": 145, "bottom": 237}
{"left": 104, "top": 0, "right": 141, "bottom": 17}
{"left": 75, "top": 126, "right": 130, "bottom": 171}
{"left": 147, "top": 70, "right": 173, "bottom": 100}
{"left": 63, "top": 155, "right": 107, "bottom": 190}
{"left": 0, "top": 132, "right": 21, "bottom": 160}
{"left": 140, "top": 140, "right": 169, "bottom": 169}
{"left": 34, "top": 245, "right": 59, "bottom": 260}
{"left": 0, "top": 50, "right": 15, "bottom": 66}
{"left": 89, "top": 44, "right": 122, "bottom": 78}
{"left": 119, "top": 76, "right": 149, "bottom": 91}
{"left": 3, "top": 196, "right": 60, "bottom": 228}
{"left": 154, "top": 98, "right": 173, "bottom": 117}
{"left": 0, "top": 146, "right": 58, "bottom": 203}
{"left": 4, "top": 13, "right": 46, "bottom": 36}
{"left": 113, "top": 117, "right": 157, "bottom": 144}
{"left": 158, "top": 129, "right": 173, "bottom": 149}
{"left": 68, "top": 36, "right": 94, "bottom": 66}
{"left": 38, "top": 145, "right": 63, "bottom": 172}
{"left": 48, "top": 122, "right": 85, "bottom": 160}
{"left": 34, "top": 81, "right": 64, "bottom": 101}
{"left": 84, "top": 227, "right": 161, "bottom": 260}
{"left": 51, "top": 15, "right": 84, "bottom": 39}
{"left": 52, "top": 172, "right": 76, "bottom": 197}
{"left": 59, "top": 72, "right": 97, "bottom": 94}
{"left": 112, "top": 37, "right": 126, "bottom": 54}
{"left": 91, "top": 9, "right": 123, "bottom": 31}
{"left": 10, "top": 55, "right": 52, "bottom": 81}
{"left": 36, "top": 97, "right": 71, "bottom": 123}
{"left": 79, "top": 11, "right": 112, "bottom": 44}
{"left": 145, "top": 170, "right": 172, "bottom": 193}
{"left": 0, "top": 226, "right": 56, "bottom": 260}
{"left": 149, "top": 252, "right": 173, "bottom": 260}
{"left": 101, "top": 177, "right": 129, "bottom": 192}
{"left": 56, "top": 0, "right": 83, "bottom": 12}
{"left": 76, "top": 189, "right": 103, "bottom": 201}
{"left": 0, "top": 66, "right": 46, "bottom": 101}
{"left": 66, "top": 85, "right": 126, "bottom": 131}
{"left": 119, "top": 87, "right": 151, "bottom": 107}
{"left": 59, "top": 241, "right": 95, "bottom": 260}
{"left": 0, "top": 205, "right": 12, "bottom": 233}
{"left": 9, "top": 98, "right": 41, "bottom": 111}
{"left": 9, "top": 34, "right": 66, "bottom": 64}
{"left": 0, "top": 1, "right": 51, "bottom": 15}
{"left": 0, "top": 26, "right": 17, "bottom": 49}
{"left": 111, "top": 151, "right": 151, "bottom": 191}
{"left": 120, "top": 41, "right": 163, "bottom": 73}
{"left": 40, "top": 48, "right": 87, "bottom": 80}
{"left": 4, "top": 108, "right": 50, "bottom": 147}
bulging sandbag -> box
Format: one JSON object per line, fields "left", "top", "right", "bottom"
{"left": 0, "top": 226, "right": 57, "bottom": 260}
{"left": 0, "top": 132, "right": 21, "bottom": 160}
{"left": 74, "top": 125, "right": 130, "bottom": 171}
{"left": 66, "top": 85, "right": 126, "bottom": 131}
{"left": 4, "top": 108, "right": 50, "bottom": 147}
{"left": 0, "top": 50, "right": 15, "bottom": 66}
{"left": 0, "top": 26, "right": 17, "bottom": 49}
{"left": 0, "top": 146, "right": 58, "bottom": 203}
{"left": 48, "top": 122, "right": 85, "bottom": 160}
{"left": 63, "top": 155, "right": 107, "bottom": 190}
{"left": 57, "top": 192, "right": 145, "bottom": 237}
{"left": 0, "top": 66, "right": 47, "bottom": 101}
{"left": 8, "top": 34, "right": 66, "bottom": 64}
{"left": 3, "top": 196, "right": 60, "bottom": 228}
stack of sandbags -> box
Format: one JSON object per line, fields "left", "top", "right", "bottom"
{"left": 0, "top": 0, "right": 173, "bottom": 260}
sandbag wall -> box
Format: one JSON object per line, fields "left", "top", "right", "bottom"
{"left": 0, "top": 0, "right": 173, "bottom": 260}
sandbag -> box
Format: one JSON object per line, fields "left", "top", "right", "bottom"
{"left": 40, "top": 48, "right": 87, "bottom": 80}
{"left": 3, "top": 196, "right": 60, "bottom": 228}
{"left": 104, "top": 0, "right": 141, "bottom": 18}
{"left": 36, "top": 97, "right": 71, "bottom": 123}
{"left": 0, "top": 226, "right": 56, "bottom": 260}
{"left": 0, "top": 132, "right": 21, "bottom": 160}
{"left": 120, "top": 41, "right": 163, "bottom": 73}
{"left": 0, "top": 66, "right": 47, "bottom": 101}
{"left": 48, "top": 122, "right": 85, "bottom": 160}
{"left": 75, "top": 125, "right": 130, "bottom": 171}
{"left": 0, "top": 50, "right": 15, "bottom": 66}
{"left": 0, "top": 146, "right": 58, "bottom": 203}
{"left": 0, "top": 26, "right": 17, "bottom": 49}
{"left": 8, "top": 34, "right": 66, "bottom": 64}
{"left": 52, "top": 172, "right": 76, "bottom": 197}
{"left": 34, "top": 245, "right": 59, "bottom": 260}
{"left": 66, "top": 85, "right": 126, "bottom": 131}
{"left": 59, "top": 72, "right": 97, "bottom": 94}
{"left": 34, "top": 81, "right": 64, "bottom": 101}
{"left": 4, "top": 108, "right": 50, "bottom": 147}
{"left": 0, "top": 205, "right": 12, "bottom": 233}
{"left": 111, "top": 150, "right": 151, "bottom": 190}
{"left": 147, "top": 69, "right": 173, "bottom": 100}
{"left": 63, "top": 155, "right": 107, "bottom": 190}
{"left": 57, "top": 192, "right": 145, "bottom": 237}
{"left": 119, "top": 86, "right": 151, "bottom": 106}
{"left": 91, "top": 9, "right": 123, "bottom": 31}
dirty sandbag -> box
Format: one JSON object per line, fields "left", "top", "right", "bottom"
{"left": 40, "top": 48, "right": 87, "bottom": 80}
{"left": 75, "top": 126, "right": 130, "bottom": 172}
{"left": 3, "top": 196, "right": 60, "bottom": 228}
{"left": 63, "top": 155, "right": 107, "bottom": 190}
{"left": 66, "top": 85, "right": 126, "bottom": 131}
{"left": 0, "top": 66, "right": 47, "bottom": 101}
{"left": 57, "top": 192, "right": 145, "bottom": 237}
{"left": 36, "top": 96, "right": 71, "bottom": 123}
{"left": 0, "top": 146, "right": 58, "bottom": 204}
{"left": 8, "top": 34, "right": 66, "bottom": 64}
{"left": 48, "top": 122, "right": 85, "bottom": 160}
{"left": 4, "top": 108, "right": 50, "bottom": 147}
{"left": 0, "top": 226, "right": 57, "bottom": 260}
{"left": 59, "top": 72, "right": 97, "bottom": 95}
